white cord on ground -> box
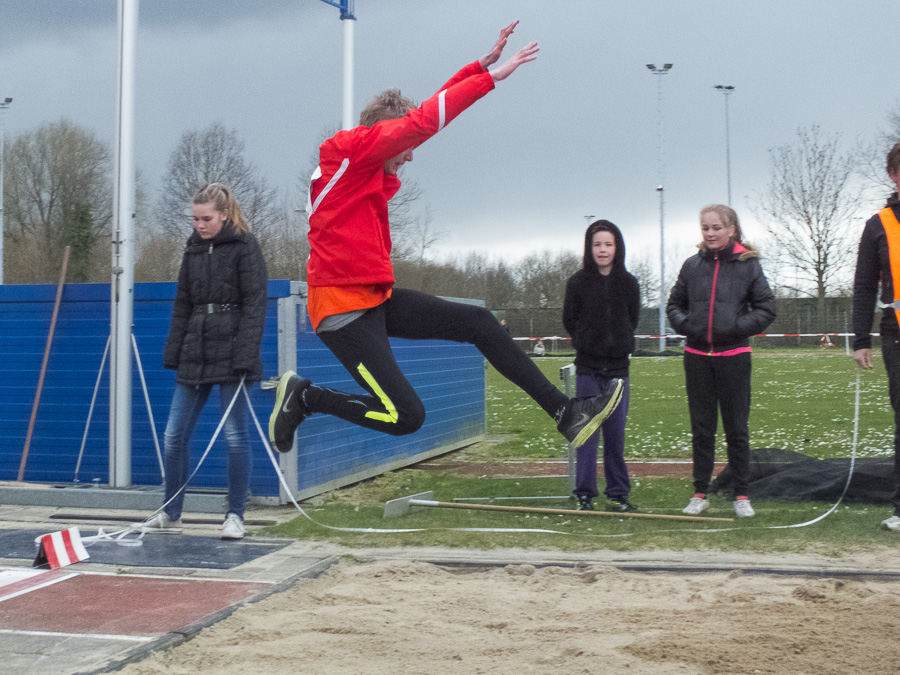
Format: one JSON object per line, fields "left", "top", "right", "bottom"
{"left": 241, "top": 385, "right": 576, "bottom": 535}
{"left": 78, "top": 376, "right": 248, "bottom": 546}
{"left": 76, "top": 369, "right": 867, "bottom": 548}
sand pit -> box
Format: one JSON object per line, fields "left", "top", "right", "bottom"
{"left": 117, "top": 558, "right": 900, "bottom": 675}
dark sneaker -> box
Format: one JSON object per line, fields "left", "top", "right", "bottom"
{"left": 576, "top": 495, "right": 594, "bottom": 511}
{"left": 556, "top": 378, "right": 624, "bottom": 447}
{"left": 269, "top": 371, "right": 311, "bottom": 453}
{"left": 607, "top": 497, "right": 637, "bottom": 512}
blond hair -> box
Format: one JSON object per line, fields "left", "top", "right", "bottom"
{"left": 359, "top": 89, "right": 418, "bottom": 127}
{"left": 193, "top": 183, "right": 248, "bottom": 233}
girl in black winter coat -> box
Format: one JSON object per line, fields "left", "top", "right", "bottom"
{"left": 563, "top": 220, "right": 640, "bottom": 512}
{"left": 137, "top": 184, "right": 268, "bottom": 541}
{"left": 667, "top": 204, "right": 775, "bottom": 518}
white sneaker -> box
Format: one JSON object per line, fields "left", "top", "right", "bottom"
{"left": 133, "top": 512, "right": 182, "bottom": 533}
{"left": 683, "top": 496, "right": 709, "bottom": 515}
{"left": 733, "top": 498, "right": 755, "bottom": 517}
{"left": 222, "top": 513, "right": 245, "bottom": 540}
{"left": 882, "top": 515, "right": 900, "bottom": 532}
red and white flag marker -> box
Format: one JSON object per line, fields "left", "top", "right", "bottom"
{"left": 33, "top": 527, "right": 90, "bottom": 569}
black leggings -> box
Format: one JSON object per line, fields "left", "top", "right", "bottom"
{"left": 684, "top": 350, "right": 752, "bottom": 495}
{"left": 312, "top": 288, "right": 567, "bottom": 436}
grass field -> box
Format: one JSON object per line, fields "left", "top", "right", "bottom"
{"left": 486, "top": 350, "right": 893, "bottom": 460}
{"left": 268, "top": 350, "right": 898, "bottom": 555}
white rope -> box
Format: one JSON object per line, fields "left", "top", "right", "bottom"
{"left": 763, "top": 369, "right": 860, "bottom": 529}
{"left": 93, "top": 377, "right": 247, "bottom": 543}
{"left": 79, "top": 369, "right": 867, "bottom": 547}
{"left": 678, "top": 370, "right": 862, "bottom": 535}
{"left": 241, "top": 385, "right": 576, "bottom": 535}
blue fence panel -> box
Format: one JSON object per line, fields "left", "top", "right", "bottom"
{"left": 0, "top": 282, "right": 485, "bottom": 501}
{"left": 295, "top": 329, "right": 485, "bottom": 493}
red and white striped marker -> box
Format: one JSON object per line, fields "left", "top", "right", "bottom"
{"left": 33, "top": 527, "right": 90, "bottom": 569}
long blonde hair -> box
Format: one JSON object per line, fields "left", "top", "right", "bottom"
{"left": 193, "top": 183, "right": 249, "bottom": 233}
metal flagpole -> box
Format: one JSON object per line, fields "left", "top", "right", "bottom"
{"left": 647, "top": 63, "right": 673, "bottom": 352}
{"left": 317, "top": 0, "right": 357, "bottom": 130}
{"left": 110, "top": 0, "right": 138, "bottom": 487}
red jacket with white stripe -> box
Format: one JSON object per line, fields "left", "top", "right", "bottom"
{"left": 307, "top": 61, "right": 495, "bottom": 287}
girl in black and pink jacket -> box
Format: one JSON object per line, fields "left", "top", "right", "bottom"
{"left": 667, "top": 204, "right": 775, "bottom": 517}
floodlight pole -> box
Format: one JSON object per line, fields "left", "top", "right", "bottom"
{"left": 647, "top": 63, "right": 673, "bottom": 352}
{"left": 0, "top": 97, "right": 11, "bottom": 285}
{"left": 714, "top": 85, "right": 735, "bottom": 206}
{"left": 318, "top": 0, "right": 357, "bottom": 130}
{"left": 110, "top": 0, "right": 138, "bottom": 487}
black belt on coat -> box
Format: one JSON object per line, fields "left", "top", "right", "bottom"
{"left": 193, "top": 303, "right": 241, "bottom": 314}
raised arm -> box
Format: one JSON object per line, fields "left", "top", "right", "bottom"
{"left": 490, "top": 41, "right": 539, "bottom": 82}
{"left": 479, "top": 21, "right": 519, "bottom": 69}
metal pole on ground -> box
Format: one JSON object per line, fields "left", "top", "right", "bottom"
{"left": 385, "top": 492, "right": 734, "bottom": 523}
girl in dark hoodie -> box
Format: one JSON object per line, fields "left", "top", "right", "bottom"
{"left": 563, "top": 220, "right": 641, "bottom": 511}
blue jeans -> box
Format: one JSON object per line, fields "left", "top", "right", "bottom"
{"left": 574, "top": 374, "right": 631, "bottom": 501}
{"left": 162, "top": 383, "right": 251, "bottom": 521}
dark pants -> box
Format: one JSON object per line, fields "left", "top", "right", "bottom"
{"left": 574, "top": 374, "right": 630, "bottom": 501}
{"left": 881, "top": 337, "right": 900, "bottom": 516}
{"left": 313, "top": 288, "right": 567, "bottom": 435}
{"left": 684, "top": 350, "right": 752, "bottom": 496}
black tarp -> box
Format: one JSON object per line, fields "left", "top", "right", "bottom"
{"left": 710, "top": 448, "right": 895, "bottom": 504}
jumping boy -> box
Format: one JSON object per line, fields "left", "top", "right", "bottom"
{"left": 269, "top": 22, "right": 623, "bottom": 455}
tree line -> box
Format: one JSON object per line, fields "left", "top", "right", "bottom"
{"left": 2, "top": 114, "right": 899, "bottom": 313}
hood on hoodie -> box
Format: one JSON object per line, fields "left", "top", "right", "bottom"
{"left": 583, "top": 219, "right": 627, "bottom": 274}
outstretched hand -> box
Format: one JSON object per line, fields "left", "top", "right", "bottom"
{"left": 490, "top": 41, "right": 539, "bottom": 82}
{"left": 479, "top": 21, "right": 519, "bottom": 69}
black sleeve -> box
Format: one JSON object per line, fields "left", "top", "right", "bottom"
{"left": 232, "top": 235, "right": 269, "bottom": 377}
{"left": 666, "top": 261, "right": 690, "bottom": 335}
{"left": 626, "top": 274, "right": 641, "bottom": 330}
{"left": 852, "top": 218, "right": 882, "bottom": 351}
{"left": 562, "top": 276, "right": 578, "bottom": 337}
{"left": 734, "top": 260, "right": 776, "bottom": 339}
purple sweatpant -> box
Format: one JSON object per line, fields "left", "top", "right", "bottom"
{"left": 574, "top": 373, "right": 631, "bottom": 501}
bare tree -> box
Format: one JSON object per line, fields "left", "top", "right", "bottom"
{"left": 157, "top": 123, "right": 280, "bottom": 247}
{"left": 859, "top": 102, "right": 900, "bottom": 195}
{"left": 629, "top": 247, "right": 659, "bottom": 308}
{"left": 515, "top": 250, "right": 580, "bottom": 308}
{"left": 752, "top": 125, "right": 859, "bottom": 310}
{"left": 3, "top": 119, "right": 112, "bottom": 282}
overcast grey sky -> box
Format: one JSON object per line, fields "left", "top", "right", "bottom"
{"left": 2, "top": 0, "right": 898, "bottom": 265}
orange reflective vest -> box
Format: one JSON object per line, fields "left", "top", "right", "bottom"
{"left": 879, "top": 206, "right": 900, "bottom": 330}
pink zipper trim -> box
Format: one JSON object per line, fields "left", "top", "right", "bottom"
{"left": 685, "top": 345, "right": 752, "bottom": 357}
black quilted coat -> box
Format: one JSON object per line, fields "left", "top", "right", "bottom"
{"left": 163, "top": 223, "right": 268, "bottom": 385}
{"left": 666, "top": 240, "right": 776, "bottom": 353}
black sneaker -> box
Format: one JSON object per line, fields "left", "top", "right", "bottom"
{"left": 576, "top": 495, "right": 594, "bottom": 511}
{"left": 269, "top": 371, "right": 311, "bottom": 453}
{"left": 607, "top": 497, "right": 637, "bottom": 512}
{"left": 556, "top": 378, "right": 624, "bottom": 447}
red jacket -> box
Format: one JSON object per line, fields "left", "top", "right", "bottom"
{"left": 307, "top": 61, "right": 495, "bottom": 287}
